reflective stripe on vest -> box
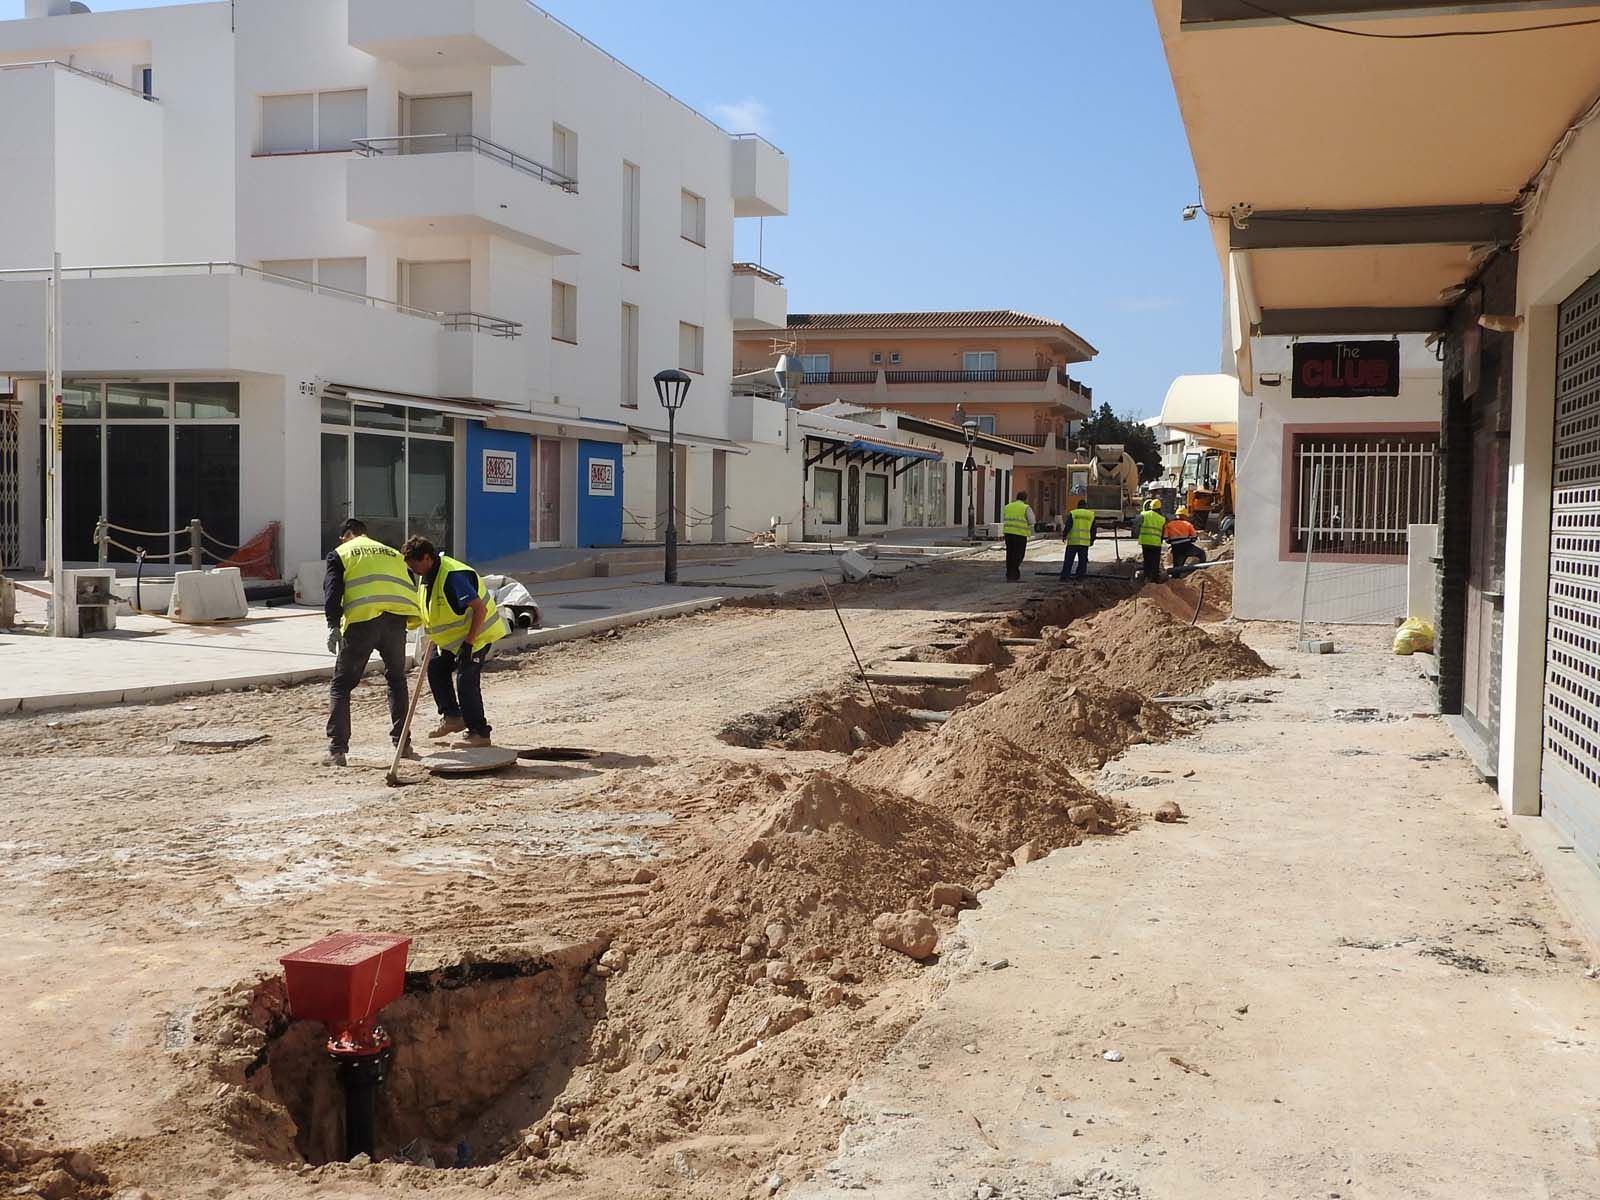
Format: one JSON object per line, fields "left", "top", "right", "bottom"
{"left": 1002, "top": 501, "right": 1031, "bottom": 538}
{"left": 1067, "top": 506, "right": 1095, "bottom": 547}
{"left": 335, "top": 536, "right": 422, "bottom": 633}
{"left": 420, "top": 554, "right": 508, "bottom": 655}
{"left": 1138, "top": 510, "right": 1166, "bottom": 547}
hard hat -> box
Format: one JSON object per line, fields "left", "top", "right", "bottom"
{"left": 1176, "top": 506, "right": 1189, "bottom": 518}
{"left": 1150, "top": 498, "right": 1163, "bottom": 512}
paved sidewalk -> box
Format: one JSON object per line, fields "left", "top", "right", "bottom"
{"left": 0, "top": 545, "right": 975, "bottom": 713}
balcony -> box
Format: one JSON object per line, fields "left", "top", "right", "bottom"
{"left": 731, "top": 262, "right": 787, "bottom": 331}
{"left": 438, "top": 312, "right": 526, "bottom": 405}
{"left": 348, "top": 135, "right": 580, "bottom": 256}
{"left": 1006, "top": 432, "right": 1079, "bottom": 470}
{"left": 732, "top": 134, "right": 789, "bottom": 218}
{"left": 348, "top": 0, "right": 526, "bottom": 67}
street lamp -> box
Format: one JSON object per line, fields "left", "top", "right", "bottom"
{"left": 653, "top": 368, "right": 692, "bottom": 584}
{"left": 962, "top": 418, "right": 980, "bottom": 541}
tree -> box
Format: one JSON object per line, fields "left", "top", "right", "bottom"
{"left": 1074, "top": 403, "right": 1164, "bottom": 482}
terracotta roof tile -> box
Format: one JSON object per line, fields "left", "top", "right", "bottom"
{"left": 789, "top": 310, "right": 1065, "bottom": 332}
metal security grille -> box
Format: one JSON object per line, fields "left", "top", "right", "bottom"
{"left": 0, "top": 398, "right": 18, "bottom": 569}
{"left": 1543, "top": 268, "right": 1600, "bottom": 879}
{"left": 1290, "top": 433, "right": 1439, "bottom": 555}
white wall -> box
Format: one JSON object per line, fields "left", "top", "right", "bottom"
{"left": 1233, "top": 335, "right": 1440, "bottom": 623}
{"left": 0, "top": 69, "right": 56, "bottom": 269}
{"left": 52, "top": 67, "right": 164, "bottom": 264}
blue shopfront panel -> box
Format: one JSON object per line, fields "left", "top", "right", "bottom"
{"left": 577, "top": 440, "right": 623, "bottom": 547}
{"left": 465, "top": 424, "right": 530, "bottom": 564}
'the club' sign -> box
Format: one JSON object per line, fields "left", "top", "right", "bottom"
{"left": 1291, "top": 340, "right": 1400, "bottom": 399}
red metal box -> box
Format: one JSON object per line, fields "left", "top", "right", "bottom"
{"left": 279, "top": 932, "right": 411, "bottom": 1025}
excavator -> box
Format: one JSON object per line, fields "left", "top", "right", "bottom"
{"left": 1177, "top": 448, "right": 1235, "bottom": 531}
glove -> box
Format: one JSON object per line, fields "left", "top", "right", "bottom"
{"left": 327, "top": 629, "right": 343, "bottom": 656}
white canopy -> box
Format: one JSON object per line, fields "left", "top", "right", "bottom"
{"left": 1159, "top": 374, "right": 1239, "bottom": 452}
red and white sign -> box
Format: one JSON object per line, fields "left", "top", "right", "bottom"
{"left": 482, "top": 448, "right": 518, "bottom": 493}
{"left": 587, "top": 458, "right": 616, "bottom": 497}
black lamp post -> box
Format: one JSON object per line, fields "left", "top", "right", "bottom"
{"left": 962, "top": 418, "right": 980, "bottom": 541}
{"left": 653, "top": 368, "right": 692, "bottom": 584}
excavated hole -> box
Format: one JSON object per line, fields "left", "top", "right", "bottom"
{"left": 229, "top": 945, "right": 603, "bottom": 1169}
{"left": 718, "top": 681, "right": 984, "bottom": 752}
{"left": 1009, "top": 579, "right": 1139, "bottom": 638}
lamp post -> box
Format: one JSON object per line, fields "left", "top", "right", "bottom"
{"left": 653, "top": 368, "right": 692, "bottom": 584}
{"left": 962, "top": 418, "right": 979, "bottom": 541}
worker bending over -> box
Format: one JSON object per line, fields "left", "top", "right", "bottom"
{"left": 1060, "top": 503, "right": 1096, "bottom": 581}
{"left": 1163, "top": 505, "right": 1208, "bottom": 574}
{"left": 323, "top": 519, "right": 423, "bottom": 767}
{"left": 401, "top": 537, "right": 508, "bottom": 748}
{"left": 1002, "top": 490, "right": 1036, "bottom": 582}
{"left": 1137, "top": 498, "right": 1167, "bottom": 583}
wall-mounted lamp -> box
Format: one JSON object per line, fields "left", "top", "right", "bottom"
{"left": 1181, "top": 205, "right": 1201, "bottom": 222}
{"left": 1479, "top": 314, "right": 1524, "bottom": 334}
{"left": 1257, "top": 372, "right": 1283, "bottom": 388}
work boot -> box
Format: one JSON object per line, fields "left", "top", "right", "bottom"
{"left": 322, "top": 750, "right": 348, "bottom": 767}
{"left": 455, "top": 732, "right": 493, "bottom": 749}
{"left": 428, "top": 716, "right": 467, "bottom": 739}
{"left": 393, "top": 741, "right": 423, "bottom": 762}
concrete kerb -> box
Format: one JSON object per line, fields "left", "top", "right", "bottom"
{"left": 9, "top": 597, "right": 726, "bottom": 716}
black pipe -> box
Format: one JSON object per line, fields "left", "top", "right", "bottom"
{"left": 334, "top": 1048, "right": 391, "bottom": 1161}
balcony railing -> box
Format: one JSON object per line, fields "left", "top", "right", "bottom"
{"left": 0, "top": 59, "right": 158, "bottom": 103}
{"left": 886, "top": 368, "right": 1053, "bottom": 385}
{"left": 803, "top": 370, "right": 879, "bottom": 386}
{"left": 352, "top": 134, "right": 578, "bottom": 193}
{"left": 1009, "top": 433, "right": 1073, "bottom": 450}
{"left": 732, "top": 261, "right": 785, "bottom": 284}
{"left": 1058, "top": 369, "right": 1093, "bottom": 401}
{"left": 443, "top": 311, "right": 523, "bottom": 339}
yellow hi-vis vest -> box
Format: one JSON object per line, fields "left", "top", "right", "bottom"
{"left": 419, "top": 554, "right": 508, "bottom": 655}
{"left": 334, "top": 535, "right": 423, "bottom": 633}
{"left": 1067, "top": 505, "right": 1096, "bottom": 547}
{"left": 1002, "top": 500, "right": 1032, "bottom": 538}
{"left": 1138, "top": 508, "right": 1167, "bottom": 547}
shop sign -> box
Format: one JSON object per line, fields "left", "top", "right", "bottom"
{"left": 587, "top": 458, "right": 616, "bottom": 497}
{"left": 1291, "top": 340, "right": 1400, "bottom": 399}
{"left": 481, "top": 448, "right": 518, "bottom": 494}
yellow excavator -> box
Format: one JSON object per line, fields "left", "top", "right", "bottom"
{"left": 1178, "top": 448, "right": 1235, "bottom": 531}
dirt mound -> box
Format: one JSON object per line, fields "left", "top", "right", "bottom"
{"left": 950, "top": 671, "right": 1176, "bottom": 769}
{"left": 1044, "top": 595, "right": 1268, "bottom": 697}
{"left": 942, "top": 629, "right": 1012, "bottom": 666}
{"left": 718, "top": 682, "right": 984, "bottom": 752}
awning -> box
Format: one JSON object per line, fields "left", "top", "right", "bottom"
{"left": 626, "top": 425, "right": 752, "bottom": 455}
{"left": 486, "top": 410, "right": 630, "bottom": 442}
{"left": 846, "top": 438, "right": 940, "bottom": 462}
{"left": 336, "top": 386, "right": 495, "bottom": 420}
{"left": 1160, "top": 374, "right": 1240, "bottom": 452}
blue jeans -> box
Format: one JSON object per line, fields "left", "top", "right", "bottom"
{"left": 1060, "top": 544, "right": 1088, "bottom": 579}
{"left": 429, "top": 644, "right": 492, "bottom": 737}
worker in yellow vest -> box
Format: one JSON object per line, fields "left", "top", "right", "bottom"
{"left": 1060, "top": 503, "right": 1097, "bottom": 581}
{"left": 401, "top": 536, "right": 509, "bottom": 748}
{"left": 1002, "top": 490, "right": 1036, "bottom": 581}
{"left": 1137, "top": 498, "right": 1167, "bottom": 583}
{"left": 323, "top": 518, "right": 425, "bottom": 767}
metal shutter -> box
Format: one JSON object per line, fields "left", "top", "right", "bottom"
{"left": 1543, "top": 269, "right": 1600, "bottom": 876}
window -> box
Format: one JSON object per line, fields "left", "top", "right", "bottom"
{"left": 401, "top": 260, "right": 470, "bottom": 314}
{"left": 622, "top": 161, "right": 641, "bottom": 268}
{"left": 814, "top": 468, "right": 843, "bottom": 525}
{"left": 871, "top": 352, "right": 883, "bottom": 365}
{"left": 679, "top": 322, "right": 704, "bottom": 373}
{"left": 973, "top": 415, "right": 997, "bottom": 435}
{"left": 552, "top": 124, "right": 577, "bottom": 179}
{"left": 798, "top": 353, "right": 831, "bottom": 382}
{"left": 403, "top": 93, "right": 472, "bottom": 151}
{"left": 552, "top": 281, "right": 578, "bottom": 343}
{"left": 680, "top": 189, "right": 706, "bottom": 245}
{"left": 891, "top": 351, "right": 902, "bottom": 364}
{"left": 621, "top": 303, "right": 640, "bottom": 407}
{"left": 963, "top": 350, "right": 998, "bottom": 379}
{"left": 322, "top": 404, "right": 455, "bottom": 553}
{"left": 1290, "top": 431, "right": 1439, "bottom": 556}
{"left": 864, "top": 474, "right": 889, "bottom": 525}
{"left": 260, "top": 89, "right": 367, "bottom": 154}
{"left": 134, "top": 64, "right": 152, "bottom": 97}
{"left": 262, "top": 258, "right": 367, "bottom": 300}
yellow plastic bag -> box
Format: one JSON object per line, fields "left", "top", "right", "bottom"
{"left": 1393, "top": 617, "right": 1435, "bottom": 656}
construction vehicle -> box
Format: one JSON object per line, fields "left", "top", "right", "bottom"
{"left": 1086, "top": 445, "right": 1143, "bottom": 523}
{"left": 1178, "top": 448, "right": 1235, "bottom": 530}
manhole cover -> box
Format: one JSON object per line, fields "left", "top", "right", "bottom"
{"left": 424, "top": 746, "right": 520, "bottom": 775}
{"left": 517, "top": 746, "right": 601, "bottom": 762}
{"left": 169, "top": 727, "right": 269, "bottom": 749}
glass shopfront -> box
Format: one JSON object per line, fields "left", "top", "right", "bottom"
{"left": 320, "top": 398, "right": 455, "bottom": 553}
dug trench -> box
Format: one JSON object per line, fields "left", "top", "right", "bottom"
{"left": 23, "top": 573, "right": 1267, "bottom": 1198}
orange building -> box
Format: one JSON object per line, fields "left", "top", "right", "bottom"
{"left": 734, "top": 310, "right": 1097, "bottom": 523}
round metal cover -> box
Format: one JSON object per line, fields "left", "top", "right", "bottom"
{"left": 423, "top": 746, "right": 520, "bottom": 775}
{"left": 169, "top": 727, "right": 269, "bottom": 749}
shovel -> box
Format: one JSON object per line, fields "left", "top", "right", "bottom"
{"left": 387, "top": 637, "right": 434, "bottom": 787}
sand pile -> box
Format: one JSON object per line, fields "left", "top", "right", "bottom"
{"left": 948, "top": 672, "right": 1176, "bottom": 769}
{"left": 1041, "top": 595, "right": 1268, "bottom": 697}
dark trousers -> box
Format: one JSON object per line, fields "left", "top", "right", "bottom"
{"left": 1060, "top": 544, "right": 1089, "bottom": 579}
{"left": 327, "top": 611, "right": 409, "bottom": 753}
{"left": 1171, "top": 541, "right": 1208, "bottom": 572}
{"left": 1004, "top": 534, "right": 1028, "bottom": 581}
{"left": 1141, "top": 544, "right": 1163, "bottom": 582}
{"left": 429, "top": 644, "right": 492, "bottom": 737}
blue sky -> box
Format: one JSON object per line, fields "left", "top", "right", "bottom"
{"left": 3, "top": 0, "right": 1222, "bottom": 417}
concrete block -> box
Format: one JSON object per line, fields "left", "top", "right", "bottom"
{"left": 293, "top": 560, "right": 325, "bottom": 606}
{"left": 1297, "top": 639, "right": 1335, "bottom": 655}
{"left": 840, "top": 551, "right": 873, "bottom": 583}
{"left": 169, "top": 568, "right": 248, "bottom": 623}
{"left": 62, "top": 570, "right": 117, "bottom": 637}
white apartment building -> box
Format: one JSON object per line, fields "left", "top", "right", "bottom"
{"left": 0, "top": 0, "right": 789, "bottom": 576}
